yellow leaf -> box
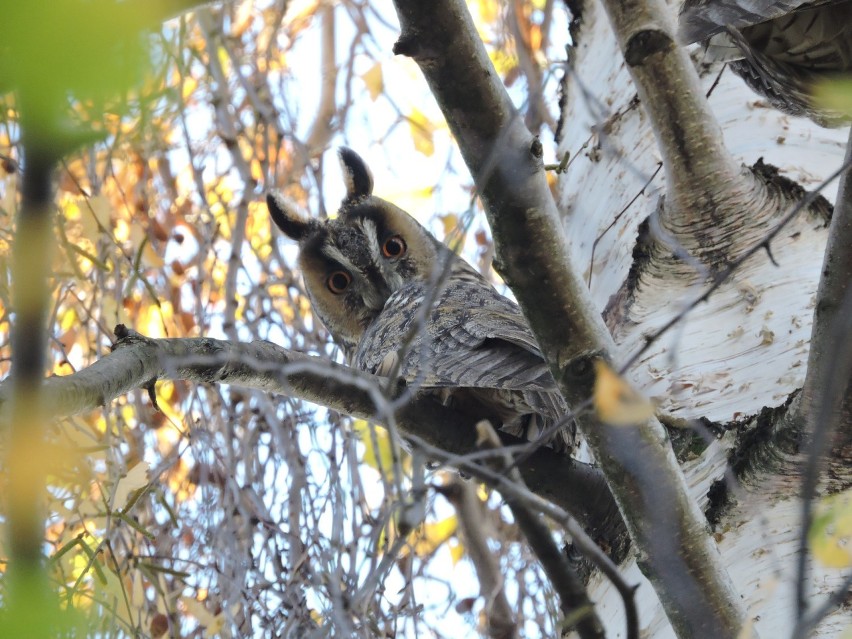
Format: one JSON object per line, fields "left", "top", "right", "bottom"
{"left": 440, "top": 214, "right": 458, "bottom": 239}
{"left": 181, "top": 597, "right": 217, "bottom": 628}
{"left": 59, "top": 306, "right": 78, "bottom": 332}
{"left": 207, "top": 611, "right": 226, "bottom": 635}
{"left": 100, "top": 296, "right": 120, "bottom": 327}
{"left": 408, "top": 108, "right": 435, "bottom": 157}
{"left": 131, "top": 571, "right": 145, "bottom": 609}
{"left": 449, "top": 540, "right": 465, "bottom": 565}
{"left": 473, "top": 0, "right": 499, "bottom": 24}
{"left": 410, "top": 515, "right": 457, "bottom": 557}
{"left": 354, "top": 420, "right": 397, "bottom": 473}
{"left": 361, "top": 62, "right": 383, "bottom": 101}
{"left": 80, "top": 194, "right": 112, "bottom": 243}
{"left": 488, "top": 49, "right": 519, "bottom": 78}
{"left": 230, "top": 0, "right": 254, "bottom": 38}
{"left": 113, "top": 462, "right": 149, "bottom": 511}
{"left": 529, "top": 24, "right": 542, "bottom": 53}
{"left": 809, "top": 488, "right": 852, "bottom": 568}
{"left": 142, "top": 241, "right": 165, "bottom": 269}
{"left": 181, "top": 76, "right": 198, "bottom": 102}
{"left": 250, "top": 157, "right": 264, "bottom": 182}
{"left": 593, "top": 360, "right": 655, "bottom": 426}
{"left": 141, "top": 302, "right": 173, "bottom": 339}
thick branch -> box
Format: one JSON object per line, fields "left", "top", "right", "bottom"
{"left": 793, "top": 127, "right": 852, "bottom": 617}
{"left": 596, "top": 0, "right": 753, "bottom": 229}
{"left": 0, "top": 327, "right": 619, "bottom": 540}
{"left": 390, "top": 1, "right": 746, "bottom": 636}
{"left": 795, "top": 126, "right": 852, "bottom": 458}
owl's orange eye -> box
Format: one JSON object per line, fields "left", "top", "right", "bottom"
{"left": 327, "top": 270, "right": 351, "bottom": 294}
{"left": 382, "top": 235, "right": 407, "bottom": 258}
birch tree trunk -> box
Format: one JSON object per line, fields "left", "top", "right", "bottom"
{"left": 557, "top": 0, "right": 850, "bottom": 636}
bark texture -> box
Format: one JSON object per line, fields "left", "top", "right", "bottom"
{"left": 391, "top": 1, "right": 748, "bottom": 636}
{"left": 557, "top": 0, "right": 851, "bottom": 635}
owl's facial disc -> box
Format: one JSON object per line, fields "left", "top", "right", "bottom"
{"left": 321, "top": 218, "right": 405, "bottom": 314}
{"left": 349, "top": 216, "right": 411, "bottom": 309}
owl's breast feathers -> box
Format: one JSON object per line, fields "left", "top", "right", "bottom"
{"left": 354, "top": 263, "right": 574, "bottom": 451}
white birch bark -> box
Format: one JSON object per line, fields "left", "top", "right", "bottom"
{"left": 557, "top": 0, "right": 850, "bottom": 636}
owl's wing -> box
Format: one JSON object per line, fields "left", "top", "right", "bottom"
{"left": 355, "top": 276, "right": 574, "bottom": 449}
{"left": 431, "top": 306, "right": 556, "bottom": 392}
{"left": 356, "top": 277, "right": 558, "bottom": 394}
{"left": 679, "top": 0, "right": 852, "bottom": 124}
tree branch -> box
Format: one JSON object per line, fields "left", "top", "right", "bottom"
{"left": 793, "top": 127, "right": 852, "bottom": 618}
{"left": 596, "top": 0, "right": 753, "bottom": 228}
{"left": 389, "top": 1, "right": 746, "bottom": 636}
{"left": 476, "top": 421, "right": 611, "bottom": 639}
{"left": 304, "top": 4, "right": 338, "bottom": 157}
{"left": 0, "top": 326, "right": 619, "bottom": 541}
{"left": 438, "top": 479, "right": 519, "bottom": 639}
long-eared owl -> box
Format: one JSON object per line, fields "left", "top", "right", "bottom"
{"left": 267, "top": 148, "right": 574, "bottom": 453}
{"left": 679, "top": 0, "right": 852, "bottom": 125}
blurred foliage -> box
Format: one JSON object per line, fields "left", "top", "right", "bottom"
{"left": 592, "top": 359, "right": 655, "bottom": 427}
{"left": 814, "top": 78, "right": 852, "bottom": 119}
{"left": 809, "top": 487, "right": 852, "bottom": 569}
{"left": 0, "top": 0, "right": 565, "bottom": 636}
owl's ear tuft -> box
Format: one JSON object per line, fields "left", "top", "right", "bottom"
{"left": 266, "top": 191, "right": 315, "bottom": 241}
{"left": 339, "top": 147, "right": 374, "bottom": 202}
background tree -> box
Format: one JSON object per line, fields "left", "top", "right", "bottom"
{"left": 0, "top": 1, "right": 849, "bottom": 638}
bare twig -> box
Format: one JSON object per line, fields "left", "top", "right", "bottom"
{"left": 437, "top": 478, "right": 519, "bottom": 639}
{"left": 405, "top": 429, "right": 634, "bottom": 628}
{"left": 197, "top": 8, "right": 257, "bottom": 340}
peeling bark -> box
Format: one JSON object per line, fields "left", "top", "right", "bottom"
{"left": 557, "top": 0, "right": 851, "bottom": 635}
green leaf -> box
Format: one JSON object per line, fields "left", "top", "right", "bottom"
{"left": 0, "top": 0, "right": 160, "bottom": 153}
{"left": 813, "top": 78, "right": 852, "bottom": 117}
{"left": 0, "top": 571, "right": 86, "bottom": 639}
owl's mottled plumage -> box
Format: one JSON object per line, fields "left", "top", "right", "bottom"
{"left": 679, "top": 0, "right": 852, "bottom": 125}
{"left": 267, "top": 148, "right": 573, "bottom": 452}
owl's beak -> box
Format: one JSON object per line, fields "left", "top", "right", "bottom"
{"left": 361, "top": 265, "right": 392, "bottom": 311}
